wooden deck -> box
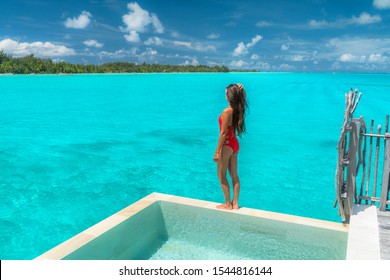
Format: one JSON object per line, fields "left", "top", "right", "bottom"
{"left": 377, "top": 209, "right": 390, "bottom": 260}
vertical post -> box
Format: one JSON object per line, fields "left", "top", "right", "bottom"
{"left": 344, "top": 120, "right": 359, "bottom": 218}
{"left": 381, "top": 115, "right": 390, "bottom": 211}
{"left": 358, "top": 123, "right": 367, "bottom": 204}
{"left": 379, "top": 133, "right": 390, "bottom": 211}
{"left": 372, "top": 125, "right": 382, "bottom": 204}
{"left": 365, "top": 119, "right": 374, "bottom": 203}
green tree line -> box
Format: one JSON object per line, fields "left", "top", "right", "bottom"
{"left": 0, "top": 51, "right": 230, "bottom": 74}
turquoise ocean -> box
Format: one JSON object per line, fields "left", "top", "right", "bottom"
{"left": 0, "top": 73, "right": 389, "bottom": 259}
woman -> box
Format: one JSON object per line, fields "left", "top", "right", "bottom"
{"left": 214, "top": 83, "right": 248, "bottom": 210}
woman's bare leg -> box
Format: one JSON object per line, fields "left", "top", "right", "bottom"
{"left": 228, "top": 152, "right": 240, "bottom": 209}
{"left": 216, "top": 146, "right": 233, "bottom": 210}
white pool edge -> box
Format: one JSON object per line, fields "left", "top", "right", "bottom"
{"left": 35, "top": 192, "right": 348, "bottom": 260}
{"left": 346, "top": 204, "right": 381, "bottom": 260}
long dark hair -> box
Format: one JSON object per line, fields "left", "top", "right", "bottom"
{"left": 226, "top": 83, "right": 248, "bottom": 136}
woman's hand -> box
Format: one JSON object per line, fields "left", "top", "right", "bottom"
{"left": 213, "top": 152, "right": 220, "bottom": 162}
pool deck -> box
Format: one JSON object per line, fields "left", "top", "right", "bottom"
{"left": 377, "top": 209, "right": 390, "bottom": 260}
{"left": 347, "top": 205, "right": 381, "bottom": 259}
{"left": 36, "top": 192, "right": 348, "bottom": 260}
{"left": 347, "top": 204, "right": 390, "bottom": 260}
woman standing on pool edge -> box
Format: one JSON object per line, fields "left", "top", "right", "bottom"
{"left": 214, "top": 83, "right": 248, "bottom": 210}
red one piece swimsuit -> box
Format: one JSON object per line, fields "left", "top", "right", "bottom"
{"left": 218, "top": 115, "right": 239, "bottom": 153}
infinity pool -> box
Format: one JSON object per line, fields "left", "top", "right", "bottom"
{"left": 37, "top": 193, "right": 348, "bottom": 260}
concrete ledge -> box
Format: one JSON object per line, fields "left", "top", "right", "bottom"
{"left": 346, "top": 204, "right": 381, "bottom": 259}
{"left": 36, "top": 192, "right": 348, "bottom": 260}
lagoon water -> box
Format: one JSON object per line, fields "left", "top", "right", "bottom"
{"left": 0, "top": 73, "right": 389, "bottom": 259}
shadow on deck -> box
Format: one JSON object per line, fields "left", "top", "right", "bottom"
{"left": 377, "top": 209, "right": 390, "bottom": 260}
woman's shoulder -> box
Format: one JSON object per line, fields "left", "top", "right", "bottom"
{"left": 222, "top": 107, "right": 233, "bottom": 114}
{"left": 220, "top": 107, "right": 233, "bottom": 121}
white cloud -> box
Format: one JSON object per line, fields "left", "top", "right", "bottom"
{"left": 207, "top": 33, "right": 220, "bottom": 39}
{"left": 331, "top": 62, "right": 342, "bottom": 70}
{"left": 256, "top": 61, "right": 271, "bottom": 70}
{"left": 339, "top": 53, "right": 366, "bottom": 62}
{"left": 251, "top": 54, "right": 260, "bottom": 60}
{"left": 0, "top": 38, "right": 75, "bottom": 57}
{"left": 121, "top": 3, "right": 156, "bottom": 33}
{"left": 233, "top": 42, "right": 248, "bottom": 56}
{"left": 83, "top": 39, "right": 103, "bottom": 48}
{"left": 174, "top": 41, "right": 193, "bottom": 48}
{"left": 99, "top": 48, "right": 139, "bottom": 59}
{"left": 124, "top": 31, "right": 141, "bottom": 43}
{"left": 339, "top": 53, "right": 355, "bottom": 62}
{"left": 256, "top": 21, "right": 272, "bottom": 27}
{"left": 309, "top": 12, "right": 381, "bottom": 28}
{"left": 233, "top": 35, "right": 263, "bottom": 56}
{"left": 328, "top": 37, "right": 390, "bottom": 59}
{"left": 308, "top": 19, "right": 329, "bottom": 28}
{"left": 280, "top": 37, "right": 293, "bottom": 51}
{"left": 121, "top": 2, "right": 164, "bottom": 43}
{"left": 170, "top": 31, "right": 180, "bottom": 38}
{"left": 230, "top": 60, "right": 246, "bottom": 68}
{"left": 193, "top": 43, "right": 216, "bottom": 52}
{"left": 183, "top": 58, "right": 199, "bottom": 66}
{"left": 278, "top": 63, "right": 294, "bottom": 71}
{"left": 141, "top": 47, "right": 158, "bottom": 56}
{"left": 65, "top": 11, "right": 92, "bottom": 29}
{"left": 144, "top": 36, "right": 163, "bottom": 46}
{"left": 206, "top": 60, "right": 219, "bottom": 66}
{"left": 150, "top": 13, "right": 164, "bottom": 33}
{"left": 369, "top": 53, "right": 385, "bottom": 62}
{"left": 173, "top": 40, "right": 216, "bottom": 52}
{"left": 373, "top": 0, "right": 390, "bottom": 9}
{"left": 292, "top": 55, "right": 304, "bottom": 61}
{"left": 281, "top": 43, "right": 290, "bottom": 51}
{"left": 247, "top": 35, "right": 263, "bottom": 47}
{"left": 350, "top": 12, "right": 381, "bottom": 25}
{"left": 321, "top": 37, "right": 390, "bottom": 68}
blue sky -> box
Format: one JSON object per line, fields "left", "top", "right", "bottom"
{"left": 1, "top": 0, "right": 390, "bottom": 72}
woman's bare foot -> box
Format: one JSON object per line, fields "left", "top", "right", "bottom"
{"left": 216, "top": 203, "right": 232, "bottom": 210}
{"left": 232, "top": 201, "right": 239, "bottom": 210}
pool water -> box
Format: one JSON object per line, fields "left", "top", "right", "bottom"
{"left": 61, "top": 200, "right": 347, "bottom": 260}
{"left": 0, "top": 73, "right": 388, "bottom": 259}
{"left": 152, "top": 202, "right": 348, "bottom": 260}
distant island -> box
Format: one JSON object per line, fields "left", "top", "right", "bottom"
{"left": 0, "top": 51, "right": 233, "bottom": 74}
